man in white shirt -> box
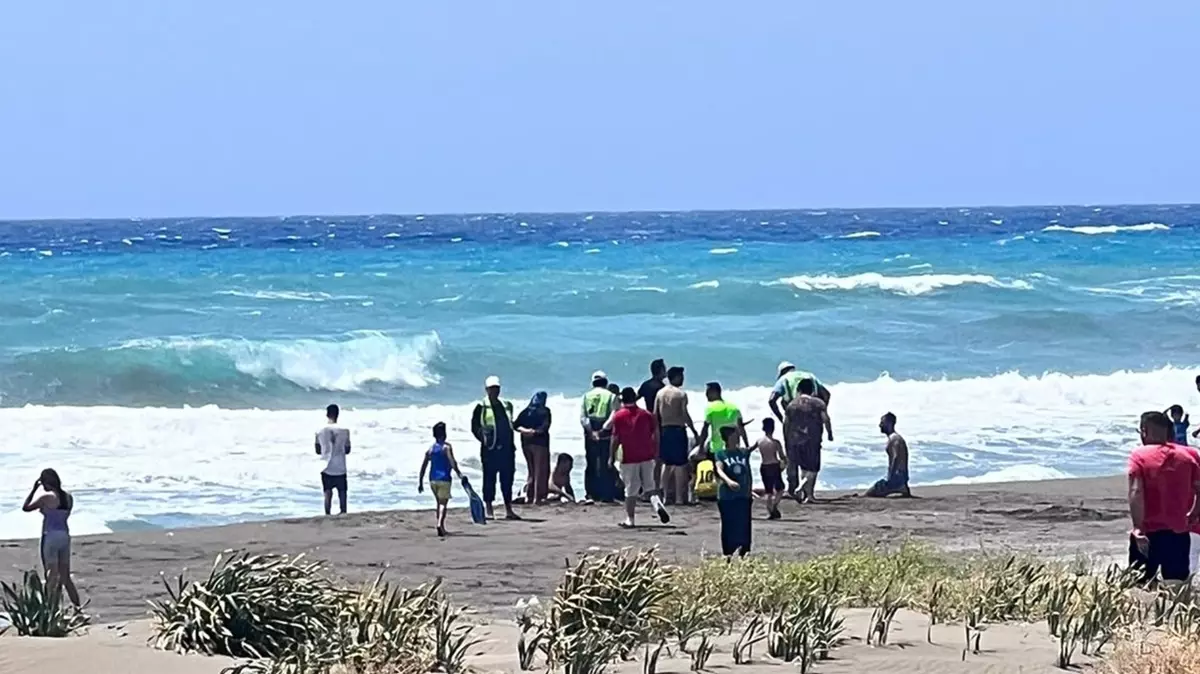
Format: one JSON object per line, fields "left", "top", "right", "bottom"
{"left": 315, "top": 403, "right": 351, "bottom": 515}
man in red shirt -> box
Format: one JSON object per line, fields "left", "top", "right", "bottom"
{"left": 1128, "top": 410, "right": 1200, "bottom": 584}
{"left": 608, "top": 387, "right": 671, "bottom": 528}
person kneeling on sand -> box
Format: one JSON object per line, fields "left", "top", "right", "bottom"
{"left": 547, "top": 453, "right": 578, "bottom": 503}
{"left": 419, "top": 422, "right": 463, "bottom": 537}
{"left": 1128, "top": 410, "right": 1200, "bottom": 586}
{"left": 864, "top": 412, "right": 912, "bottom": 498}
{"left": 608, "top": 387, "right": 671, "bottom": 527}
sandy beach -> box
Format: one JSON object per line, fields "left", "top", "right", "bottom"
{"left": 2, "top": 476, "right": 1130, "bottom": 621}
{"left": 1, "top": 608, "right": 1107, "bottom": 674}
{"left": 0, "top": 474, "right": 1148, "bottom": 673}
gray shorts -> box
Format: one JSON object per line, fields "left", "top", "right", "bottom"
{"left": 41, "top": 530, "right": 71, "bottom": 568}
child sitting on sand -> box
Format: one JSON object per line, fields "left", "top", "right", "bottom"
{"left": 418, "top": 422, "right": 462, "bottom": 537}
{"left": 547, "top": 453, "right": 577, "bottom": 503}
{"left": 1168, "top": 405, "right": 1191, "bottom": 446}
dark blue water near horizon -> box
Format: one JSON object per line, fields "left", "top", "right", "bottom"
{"left": 2, "top": 203, "right": 1198, "bottom": 408}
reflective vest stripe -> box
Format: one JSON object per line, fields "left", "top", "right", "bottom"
{"left": 480, "top": 399, "right": 513, "bottom": 429}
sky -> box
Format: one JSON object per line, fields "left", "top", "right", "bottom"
{"left": 1, "top": 1, "right": 1198, "bottom": 219}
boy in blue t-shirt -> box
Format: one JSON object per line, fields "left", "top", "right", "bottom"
{"left": 1168, "top": 405, "right": 1191, "bottom": 446}
{"left": 714, "top": 426, "right": 753, "bottom": 559}
{"left": 419, "top": 422, "right": 463, "bottom": 537}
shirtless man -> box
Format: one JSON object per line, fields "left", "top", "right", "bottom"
{"left": 783, "top": 378, "right": 832, "bottom": 503}
{"left": 864, "top": 412, "right": 912, "bottom": 498}
{"left": 655, "top": 366, "right": 698, "bottom": 505}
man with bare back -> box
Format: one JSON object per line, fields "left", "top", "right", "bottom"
{"left": 864, "top": 412, "right": 911, "bottom": 498}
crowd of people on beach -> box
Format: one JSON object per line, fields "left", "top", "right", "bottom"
{"left": 17, "top": 374, "right": 1200, "bottom": 613}
{"left": 317, "top": 357, "right": 912, "bottom": 556}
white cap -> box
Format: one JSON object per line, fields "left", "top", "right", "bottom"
{"left": 484, "top": 375, "right": 501, "bottom": 388}
{"left": 778, "top": 361, "right": 795, "bottom": 375}
{"left": 591, "top": 370, "right": 607, "bottom": 382}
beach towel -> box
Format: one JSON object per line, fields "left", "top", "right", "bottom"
{"left": 461, "top": 475, "right": 487, "bottom": 524}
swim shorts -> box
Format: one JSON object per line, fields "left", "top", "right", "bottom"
{"left": 659, "top": 426, "right": 690, "bottom": 466}
{"left": 794, "top": 440, "right": 821, "bottom": 473}
{"left": 321, "top": 471, "right": 348, "bottom": 492}
{"left": 430, "top": 480, "right": 452, "bottom": 502}
{"left": 760, "top": 463, "right": 785, "bottom": 492}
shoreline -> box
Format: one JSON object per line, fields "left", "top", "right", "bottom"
{"left": 1, "top": 475, "right": 1131, "bottom": 624}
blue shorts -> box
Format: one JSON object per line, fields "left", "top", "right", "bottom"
{"left": 659, "top": 426, "right": 690, "bottom": 466}
{"left": 870, "top": 469, "right": 908, "bottom": 495}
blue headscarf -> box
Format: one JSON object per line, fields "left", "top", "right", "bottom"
{"left": 517, "top": 391, "right": 550, "bottom": 430}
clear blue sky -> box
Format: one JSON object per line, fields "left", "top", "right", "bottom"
{"left": 2, "top": 1, "right": 1198, "bottom": 219}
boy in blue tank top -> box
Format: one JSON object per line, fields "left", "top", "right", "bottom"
{"left": 420, "top": 422, "right": 463, "bottom": 537}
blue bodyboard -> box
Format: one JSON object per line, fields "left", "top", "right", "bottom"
{"left": 461, "top": 475, "right": 487, "bottom": 524}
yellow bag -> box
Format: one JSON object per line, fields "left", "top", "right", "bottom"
{"left": 694, "top": 459, "right": 718, "bottom": 500}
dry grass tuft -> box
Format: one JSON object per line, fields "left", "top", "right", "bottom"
{"left": 1103, "top": 629, "right": 1200, "bottom": 674}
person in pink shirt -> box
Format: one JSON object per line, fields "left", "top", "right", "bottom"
{"left": 1128, "top": 410, "right": 1200, "bottom": 584}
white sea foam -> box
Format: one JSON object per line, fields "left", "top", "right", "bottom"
{"left": 841, "top": 231, "right": 881, "bottom": 239}
{"left": 626, "top": 286, "right": 668, "bottom": 293}
{"left": 432, "top": 295, "right": 462, "bottom": 303}
{"left": 215, "top": 290, "right": 365, "bottom": 302}
{"left": 1042, "top": 223, "right": 1169, "bottom": 235}
{"left": 689, "top": 280, "right": 720, "bottom": 289}
{"left": 924, "top": 465, "right": 1073, "bottom": 486}
{"left": 774, "top": 272, "right": 1032, "bottom": 296}
{"left": 117, "top": 331, "right": 443, "bottom": 392}
{"left": 709, "top": 247, "right": 739, "bottom": 255}
{"left": 1, "top": 366, "right": 1191, "bottom": 539}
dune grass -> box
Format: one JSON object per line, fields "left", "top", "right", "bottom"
{"left": 5, "top": 539, "right": 1194, "bottom": 673}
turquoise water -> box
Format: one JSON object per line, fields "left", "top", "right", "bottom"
{"left": 1, "top": 205, "right": 1198, "bottom": 537}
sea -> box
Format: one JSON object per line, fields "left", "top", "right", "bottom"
{"left": 1, "top": 205, "right": 1198, "bottom": 541}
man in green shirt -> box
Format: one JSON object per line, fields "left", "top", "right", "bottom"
{"left": 696, "top": 381, "right": 748, "bottom": 458}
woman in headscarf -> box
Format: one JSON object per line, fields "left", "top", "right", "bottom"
{"left": 515, "top": 391, "right": 553, "bottom": 504}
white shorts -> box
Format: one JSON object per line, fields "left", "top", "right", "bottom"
{"left": 620, "top": 461, "right": 656, "bottom": 499}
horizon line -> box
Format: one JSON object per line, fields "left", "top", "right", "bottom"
{"left": 0, "top": 201, "right": 1194, "bottom": 225}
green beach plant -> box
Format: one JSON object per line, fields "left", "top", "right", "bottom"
{"left": 689, "top": 635, "right": 714, "bottom": 671}
{"left": 149, "top": 550, "right": 340, "bottom": 658}
{"left": 732, "top": 613, "right": 766, "bottom": 664}
{"left": 0, "top": 569, "right": 90, "bottom": 637}
{"left": 642, "top": 639, "right": 666, "bottom": 674}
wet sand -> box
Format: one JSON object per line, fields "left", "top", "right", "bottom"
{"left": 0, "top": 475, "right": 1130, "bottom": 624}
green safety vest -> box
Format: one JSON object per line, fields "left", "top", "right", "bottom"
{"left": 480, "top": 398, "right": 514, "bottom": 429}
{"left": 779, "top": 370, "right": 821, "bottom": 404}
{"left": 583, "top": 388, "right": 615, "bottom": 423}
